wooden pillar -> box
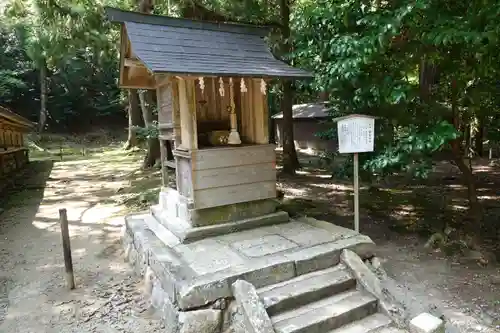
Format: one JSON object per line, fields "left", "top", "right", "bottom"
{"left": 252, "top": 79, "right": 269, "bottom": 144}
{"left": 178, "top": 78, "right": 198, "bottom": 150}
{"left": 156, "top": 76, "right": 175, "bottom": 187}
{"left": 228, "top": 78, "right": 242, "bottom": 145}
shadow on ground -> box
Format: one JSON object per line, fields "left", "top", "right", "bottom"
{"left": 0, "top": 148, "right": 164, "bottom": 333}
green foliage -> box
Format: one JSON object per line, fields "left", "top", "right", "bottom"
{"left": 0, "top": 0, "right": 131, "bottom": 130}
{"left": 290, "top": 0, "right": 500, "bottom": 177}
{"left": 132, "top": 122, "right": 159, "bottom": 141}
{"left": 366, "top": 121, "right": 459, "bottom": 178}
{"left": 1, "top": 0, "right": 499, "bottom": 177}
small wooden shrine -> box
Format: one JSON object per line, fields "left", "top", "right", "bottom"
{"left": 105, "top": 11, "right": 412, "bottom": 333}
{"left": 106, "top": 7, "right": 311, "bottom": 241}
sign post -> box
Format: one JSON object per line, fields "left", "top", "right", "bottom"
{"left": 333, "top": 114, "right": 376, "bottom": 233}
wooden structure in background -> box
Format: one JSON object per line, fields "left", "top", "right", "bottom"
{"left": 106, "top": 7, "right": 311, "bottom": 235}
{"left": 273, "top": 102, "right": 337, "bottom": 152}
{"left": 0, "top": 106, "right": 34, "bottom": 185}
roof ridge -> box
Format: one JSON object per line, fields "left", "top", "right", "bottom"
{"left": 0, "top": 105, "right": 36, "bottom": 128}
{"left": 105, "top": 7, "right": 270, "bottom": 37}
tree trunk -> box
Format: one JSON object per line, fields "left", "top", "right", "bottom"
{"left": 450, "top": 79, "right": 482, "bottom": 233}
{"left": 38, "top": 60, "right": 48, "bottom": 133}
{"left": 280, "top": 0, "right": 299, "bottom": 174}
{"left": 318, "top": 91, "right": 329, "bottom": 101}
{"left": 139, "top": 89, "right": 160, "bottom": 168}
{"left": 474, "top": 115, "right": 484, "bottom": 157}
{"left": 124, "top": 89, "right": 142, "bottom": 150}
{"left": 464, "top": 123, "right": 471, "bottom": 157}
{"left": 135, "top": 0, "right": 161, "bottom": 168}
{"left": 281, "top": 81, "right": 299, "bottom": 173}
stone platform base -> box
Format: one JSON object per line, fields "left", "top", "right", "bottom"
{"left": 122, "top": 211, "right": 408, "bottom": 332}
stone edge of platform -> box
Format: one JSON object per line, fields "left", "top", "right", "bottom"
{"left": 123, "top": 213, "right": 377, "bottom": 311}
{"left": 341, "top": 249, "right": 408, "bottom": 329}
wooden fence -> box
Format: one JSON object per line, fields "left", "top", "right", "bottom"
{"left": 0, "top": 106, "right": 35, "bottom": 190}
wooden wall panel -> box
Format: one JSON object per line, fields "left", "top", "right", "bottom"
{"left": 194, "top": 181, "right": 276, "bottom": 209}
{"left": 191, "top": 144, "right": 275, "bottom": 170}
{"left": 178, "top": 78, "right": 198, "bottom": 150}
{"left": 192, "top": 162, "right": 275, "bottom": 190}
{"left": 157, "top": 78, "right": 173, "bottom": 125}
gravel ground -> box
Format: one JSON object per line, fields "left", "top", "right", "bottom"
{"left": 0, "top": 155, "right": 498, "bottom": 333}
{"left": 0, "top": 159, "right": 163, "bottom": 333}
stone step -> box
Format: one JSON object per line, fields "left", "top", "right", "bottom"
{"left": 271, "top": 290, "right": 378, "bottom": 333}
{"left": 373, "top": 328, "right": 408, "bottom": 333}
{"left": 258, "top": 265, "right": 356, "bottom": 316}
{"left": 142, "top": 211, "right": 181, "bottom": 247}
{"left": 326, "top": 313, "right": 392, "bottom": 333}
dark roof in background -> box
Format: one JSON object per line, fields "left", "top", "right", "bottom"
{"left": 0, "top": 106, "right": 36, "bottom": 128}
{"left": 272, "top": 102, "right": 332, "bottom": 119}
{"left": 105, "top": 7, "right": 312, "bottom": 79}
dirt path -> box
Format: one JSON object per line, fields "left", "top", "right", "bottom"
{"left": 0, "top": 148, "right": 498, "bottom": 332}
{"left": 278, "top": 154, "right": 500, "bottom": 332}
{"left": 0, "top": 152, "right": 163, "bottom": 333}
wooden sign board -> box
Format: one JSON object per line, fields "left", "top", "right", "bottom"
{"left": 336, "top": 115, "right": 375, "bottom": 154}
{"left": 332, "top": 114, "right": 376, "bottom": 233}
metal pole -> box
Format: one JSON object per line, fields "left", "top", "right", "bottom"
{"left": 353, "top": 153, "right": 359, "bottom": 233}
{"left": 59, "top": 208, "right": 75, "bottom": 290}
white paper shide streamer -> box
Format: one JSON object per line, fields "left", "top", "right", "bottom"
{"left": 218, "top": 77, "right": 225, "bottom": 97}
{"left": 198, "top": 77, "right": 205, "bottom": 93}
{"left": 240, "top": 78, "right": 247, "bottom": 93}
{"left": 260, "top": 79, "right": 267, "bottom": 95}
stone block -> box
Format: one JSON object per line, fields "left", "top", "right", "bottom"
{"left": 410, "top": 313, "right": 445, "bottom": 333}
{"left": 300, "top": 217, "right": 359, "bottom": 240}
{"left": 178, "top": 309, "right": 222, "bottom": 333}
{"left": 341, "top": 249, "right": 382, "bottom": 296}
{"left": 178, "top": 275, "right": 232, "bottom": 310}
{"left": 288, "top": 234, "right": 376, "bottom": 275}
{"left": 123, "top": 242, "right": 132, "bottom": 263}
{"left": 159, "top": 190, "right": 169, "bottom": 210}
{"left": 189, "top": 199, "right": 279, "bottom": 227}
{"left": 151, "top": 278, "right": 168, "bottom": 310}
{"left": 149, "top": 258, "right": 178, "bottom": 303}
{"left": 231, "top": 280, "right": 274, "bottom": 333}
{"left": 178, "top": 239, "right": 246, "bottom": 275}
{"left": 127, "top": 246, "right": 138, "bottom": 265}
{"left": 148, "top": 240, "right": 197, "bottom": 303}
{"left": 221, "top": 300, "right": 243, "bottom": 333}
{"left": 177, "top": 256, "right": 295, "bottom": 310}
{"left": 125, "top": 214, "right": 149, "bottom": 236}
{"left": 237, "top": 260, "right": 295, "bottom": 289}
{"left": 183, "top": 211, "right": 290, "bottom": 243}
{"left": 123, "top": 227, "right": 133, "bottom": 246}
{"left": 135, "top": 250, "right": 148, "bottom": 277}
{"left": 162, "top": 296, "right": 180, "bottom": 333}
{"left": 341, "top": 249, "right": 406, "bottom": 328}
{"left": 143, "top": 266, "right": 156, "bottom": 296}
{"left": 232, "top": 234, "right": 298, "bottom": 258}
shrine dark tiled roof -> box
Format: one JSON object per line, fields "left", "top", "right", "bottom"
{"left": 105, "top": 7, "right": 312, "bottom": 78}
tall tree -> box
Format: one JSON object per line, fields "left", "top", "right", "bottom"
{"left": 291, "top": 0, "right": 500, "bottom": 239}
{"left": 124, "top": 89, "right": 142, "bottom": 149}
{"left": 137, "top": 0, "right": 161, "bottom": 168}
{"left": 279, "top": 0, "right": 300, "bottom": 174}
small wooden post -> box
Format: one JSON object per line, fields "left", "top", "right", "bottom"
{"left": 59, "top": 208, "right": 75, "bottom": 290}
{"left": 353, "top": 153, "right": 360, "bottom": 233}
